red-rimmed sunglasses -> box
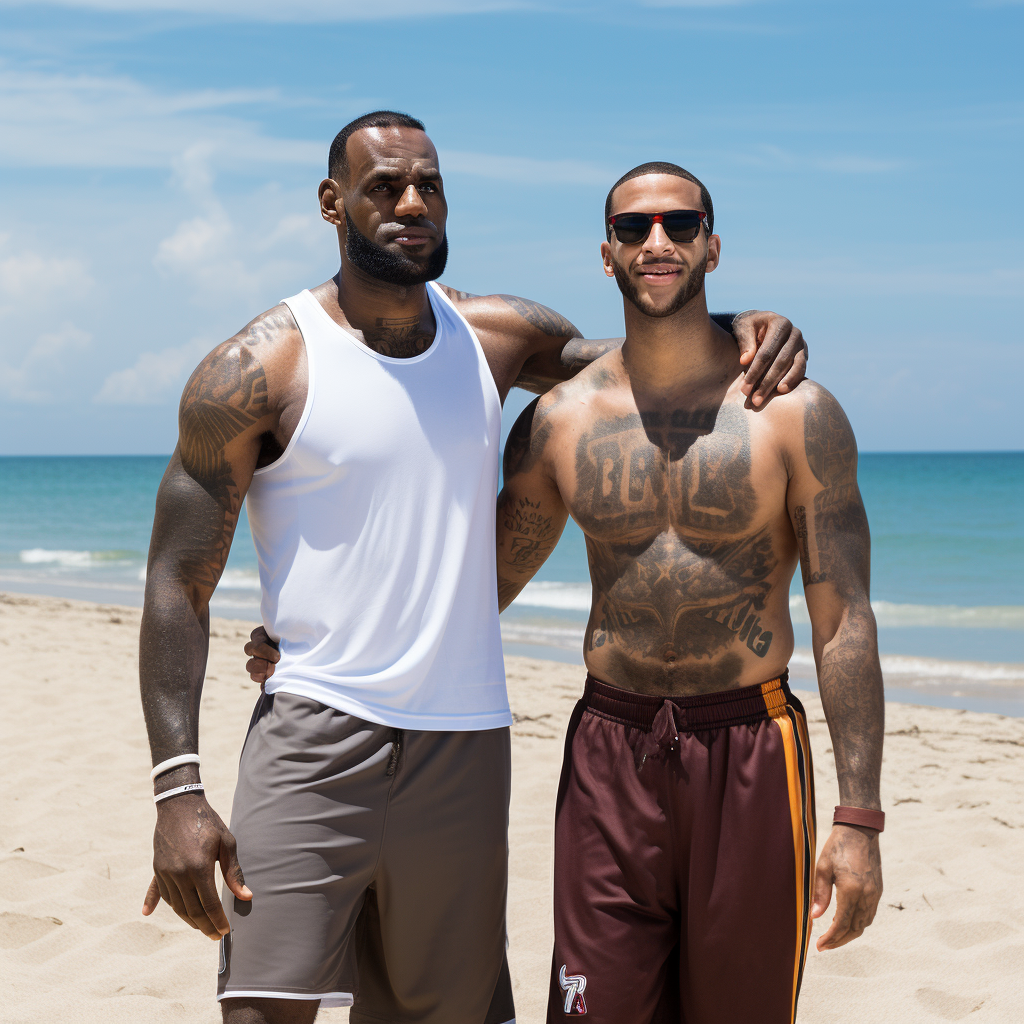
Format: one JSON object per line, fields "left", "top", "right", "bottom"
{"left": 606, "top": 209, "right": 707, "bottom": 245}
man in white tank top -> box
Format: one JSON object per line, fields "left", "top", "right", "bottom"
{"left": 138, "top": 110, "right": 808, "bottom": 1024}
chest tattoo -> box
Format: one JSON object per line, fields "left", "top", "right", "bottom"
{"left": 572, "top": 405, "right": 777, "bottom": 671}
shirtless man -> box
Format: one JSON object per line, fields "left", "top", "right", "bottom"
{"left": 490, "top": 163, "right": 885, "bottom": 1024}
{"left": 140, "top": 109, "right": 807, "bottom": 1024}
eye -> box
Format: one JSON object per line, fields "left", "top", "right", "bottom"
{"left": 418, "top": 182, "right": 438, "bottom": 193}
{"left": 371, "top": 183, "right": 391, "bottom": 193}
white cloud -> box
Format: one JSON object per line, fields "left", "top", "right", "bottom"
{"left": 0, "top": 62, "right": 620, "bottom": 193}
{"left": 0, "top": 323, "right": 92, "bottom": 402}
{"left": 0, "top": 64, "right": 323, "bottom": 170}
{"left": 94, "top": 335, "right": 213, "bottom": 405}
{"left": 150, "top": 145, "right": 327, "bottom": 302}
{"left": 0, "top": 248, "right": 93, "bottom": 300}
{"left": 0, "top": 0, "right": 532, "bottom": 19}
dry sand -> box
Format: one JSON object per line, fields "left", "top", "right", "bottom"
{"left": 2, "top": 592, "right": 1022, "bottom": 1023}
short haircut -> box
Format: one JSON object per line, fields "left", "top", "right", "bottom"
{"left": 604, "top": 161, "right": 714, "bottom": 238}
{"left": 328, "top": 110, "right": 426, "bottom": 182}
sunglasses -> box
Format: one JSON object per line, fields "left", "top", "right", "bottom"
{"left": 606, "top": 209, "right": 707, "bottom": 245}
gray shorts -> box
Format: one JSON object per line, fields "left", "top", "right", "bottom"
{"left": 217, "top": 691, "right": 515, "bottom": 1024}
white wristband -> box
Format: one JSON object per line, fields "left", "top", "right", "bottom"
{"left": 154, "top": 783, "right": 204, "bottom": 805}
{"left": 150, "top": 754, "right": 200, "bottom": 781}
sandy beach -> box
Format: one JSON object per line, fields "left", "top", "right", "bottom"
{"left": 2, "top": 591, "right": 1022, "bottom": 1023}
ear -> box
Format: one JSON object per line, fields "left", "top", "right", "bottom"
{"left": 319, "top": 179, "right": 344, "bottom": 227}
{"left": 705, "top": 233, "right": 721, "bottom": 274}
{"left": 600, "top": 241, "right": 615, "bottom": 278}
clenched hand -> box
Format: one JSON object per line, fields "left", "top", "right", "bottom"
{"left": 244, "top": 626, "right": 281, "bottom": 686}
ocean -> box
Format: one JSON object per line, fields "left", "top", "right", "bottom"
{"left": 1, "top": 452, "right": 1021, "bottom": 714}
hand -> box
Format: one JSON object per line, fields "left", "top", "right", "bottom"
{"left": 244, "top": 626, "right": 280, "bottom": 685}
{"left": 732, "top": 311, "right": 808, "bottom": 407}
{"left": 812, "top": 824, "right": 882, "bottom": 950}
{"left": 142, "top": 794, "right": 252, "bottom": 939}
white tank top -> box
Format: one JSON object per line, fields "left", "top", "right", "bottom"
{"left": 244, "top": 283, "right": 509, "bottom": 730}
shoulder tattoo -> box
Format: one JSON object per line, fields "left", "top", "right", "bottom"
{"left": 498, "top": 294, "right": 582, "bottom": 340}
{"left": 179, "top": 342, "right": 268, "bottom": 496}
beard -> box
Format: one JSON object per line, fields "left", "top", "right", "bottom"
{"left": 611, "top": 250, "right": 708, "bottom": 318}
{"left": 345, "top": 210, "right": 448, "bottom": 286}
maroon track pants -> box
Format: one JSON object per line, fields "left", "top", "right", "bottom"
{"left": 548, "top": 672, "right": 815, "bottom": 1024}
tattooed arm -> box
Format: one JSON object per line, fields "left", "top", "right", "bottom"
{"left": 139, "top": 316, "right": 285, "bottom": 939}
{"left": 496, "top": 396, "right": 570, "bottom": 611}
{"left": 786, "top": 381, "right": 883, "bottom": 952}
{"left": 443, "top": 287, "right": 808, "bottom": 404}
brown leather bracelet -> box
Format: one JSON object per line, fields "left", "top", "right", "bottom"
{"left": 833, "top": 806, "right": 885, "bottom": 832}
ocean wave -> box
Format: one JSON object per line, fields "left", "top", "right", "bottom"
{"left": 135, "top": 565, "right": 262, "bottom": 590}
{"left": 789, "top": 595, "right": 1024, "bottom": 629}
{"left": 512, "top": 581, "right": 591, "bottom": 611}
{"left": 501, "top": 621, "right": 585, "bottom": 650}
{"left": 789, "top": 649, "right": 1024, "bottom": 684}
{"left": 217, "top": 570, "right": 262, "bottom": 591}
{"left": 513, "top": 584, "right": 1022, "bottom": 630}
{"left": 19, "top": 548, "right": 138, "bottom": 568}
{"left": 500, "top": 622, "right": 1024, "bottom": 685}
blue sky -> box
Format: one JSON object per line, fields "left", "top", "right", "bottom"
{"left": 0, "top": 0, "right": 1021, "bottom": 454}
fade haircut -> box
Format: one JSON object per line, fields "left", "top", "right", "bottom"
{"left": 328, "top": 110, "right": 426, "bottom": 182}
{"left": 604, "top": 162, "right": 714, "bottom": 238}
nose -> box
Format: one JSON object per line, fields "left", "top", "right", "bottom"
{"left": 395, "top": 184, "right": 428, "bottom": 219}
{"left": 642, "top": 219, "right": 675, "bottom": 258}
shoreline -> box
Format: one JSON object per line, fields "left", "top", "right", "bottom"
{"left": 2, "top": 590, "right": 1022, "bottom": 1022}
{"left": 3, "top": 581, "right": 1023, "bottom": 718}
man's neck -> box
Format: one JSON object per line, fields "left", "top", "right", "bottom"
{"left": 620, "top": 291, "right": 735, "bottom": 400}
{"left": 315, "top": 259, "right": 436, "bottom": 359}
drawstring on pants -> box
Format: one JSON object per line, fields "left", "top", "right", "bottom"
{"left": 634, "top": 701, "right": 687, "bottom": 772}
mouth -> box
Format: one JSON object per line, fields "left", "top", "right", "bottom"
{"left": 637, "top": 264, "right": 684, "bottom": 285}
{"left": 387, "top": 229, "right": 434, "bottom": 248}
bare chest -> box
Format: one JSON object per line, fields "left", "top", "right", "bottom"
{"left": 561, "top": 404, "right": 780, "bottom": 541}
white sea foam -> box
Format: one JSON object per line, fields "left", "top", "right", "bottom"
{"left": 135, "top": 565, "right": 262, "bottom": 591}
{"left": 217, "top": 570, "right": 262, "bottom": 591}
{"left": 501, "top": 621, "right": 585, "bottom": 650}
{"left": 512, "top": 581, "right": 591, "bottom": 611}
{"left": 501, "top": 624, "right": 1024, "bottom": 685}
{"left": 789, "top": 594, "right": 1024, "bottom": 630}
{"left": 789, "top": 648, "right": 1024, "bottom": 685}
{"left": 19, "top": 548, "right": 135, "bottom": 568}
{"left": 513, "top": 582, "right": 1023, "bottom": 631}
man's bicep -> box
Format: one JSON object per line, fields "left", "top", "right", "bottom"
{"left": 788, "top": 385, "right": 872, "bottom": 637}
{"left": 496, "top": 399, "right": 569, "bottom": 609}
{"left": 148, "top": 341, "right": 269, "bottom": 606}
{"left": 496, "top": 472, "right": 568, "bottom": 611}
{"left": 178, "top": 339, "right": 269, "bottom": 486}
{"left": 490, "top": 294, "right": 583, "bottom": 392}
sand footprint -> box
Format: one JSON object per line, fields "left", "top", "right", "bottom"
{"left": 935, "top": 920, "right": 1013, "bottom": 949}
{"left": 0, "top": 857, "right": 62, "bottom": 900}
{"left": 98, "top": 920, "right": 179, "bottom": 956}
{"left": 915, "top": 987, "right": 987, "bottom": 1020}
{"left": 0, "top": 912, "right": 63, "bottom": 949}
